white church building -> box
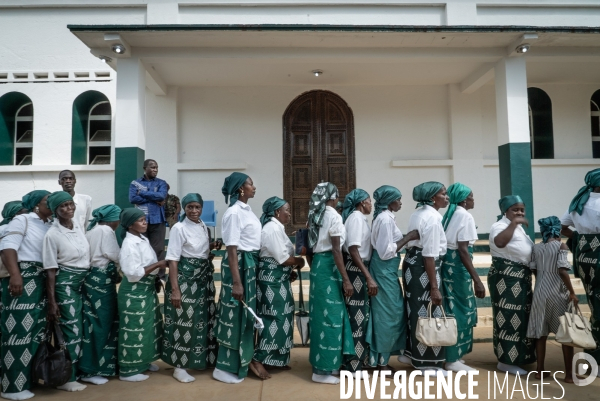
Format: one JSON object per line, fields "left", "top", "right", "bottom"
{"left": 1, "top": 0, "right": 599, "bottom": 236}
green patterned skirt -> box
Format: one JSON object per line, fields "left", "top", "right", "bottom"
{"left": 575, "top": 234, "right": 600, "bottom": 364}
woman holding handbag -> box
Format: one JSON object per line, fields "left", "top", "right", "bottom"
{"left": 527, "top": 216, "right": 577, "bottom": 383}
{"left": 0, "top": 190, "right": 51, "bottom": 400}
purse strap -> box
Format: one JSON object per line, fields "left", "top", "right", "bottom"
{"left": 427, "top": 301, "right": 448, "bottom": 320}
{"left": 297, "top": 269, "right": 305, "bottom": 312}
{"left": 49, "top": 321, "right": 66, "bottom": 350}
{"left": 566, "top": 301, "right": 590, "bottom": 332}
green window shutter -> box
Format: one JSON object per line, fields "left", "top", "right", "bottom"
{"left": 527, "top": 87, "right": 554, "bottom": 160}
{"left": 71, "top": 90, "right": 110, "bottom": 165}
{"left": 0, "top": 92, "right": 33, "bottom": 166}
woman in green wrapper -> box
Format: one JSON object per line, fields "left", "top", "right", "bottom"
{"left": 560, "top": 167, "right": 600, "bottom": 372}
{"left": 213, "top": 173, "right": 261, "bottom": 384}
{"left": 79, "top": 205, "right": 122, "bottom": 385}
{"left": 162, "top": 193, "right": 222, "bottom": 383}
{"left": 118, "top": 208, "right": 167, "bottom": 382}
{"left": 488, "top": 195, "right": 535, "bottom": 376}
{"left": 251, "top": 196, "right": 304, "bottom": 380}
{"left": 440, "top": 183, "right": 485, "bottom": 372}
{"left": 0, "top": 190, "right": 51, "bottom": 401}
{"left": 43, "top": 191, "right": 91, "bottom": 392}
{"left": 367, "top": 185, "right": 418, "bottom": 373}
{"left": 307, "top": 182, "right": 354, "bottom": 385}
{"left": 401, "top": 182, "right": 449, "bottom": 375}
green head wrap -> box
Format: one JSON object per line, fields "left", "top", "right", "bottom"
{"left": 342, "top": 189, "right": 370, "bottom": 223}
{"left": 373, "top": 185, "right": 402, "bottom": 221}
{"left": 441, "top": 183, "right": 472, "bottom": 230}
{"left": 498, "top": 195, "right": 524, "bottom": 220}
{"left": 335, "top": 201, "right": 343, "bottom": 211}
{"left": 221, "top": 172, "right": 249, "bottom": 207}
{"left": 180, "top": 193, "right": 204, "bottom": 221}
{"left": 46, "top": 191, "right": 73, "bottom": 214}
{"left": 260, "top": 196, "right": 287, "bottom": 227}
{"left": 87, "top": 204, "right": 122, "bottom": 231}
{"left": 569, "top": 168, "right": 600, "bottom": 216}
{"left": 307, "top": 182, "right": 339, "bottom": 248}
{"left": 538, "top": 216, "right": 561, "bottom": 243}
{"left": 413, "top": 182, "right": 445, "bottom": 208}
{"left": 21, "top": 190, "right": 50, "bottom": 212}
{"left": 1, "top": 201, "right": 26, "bottom": 226}
{"left": 119, "top": 208, "right": 146, "bottom": 240}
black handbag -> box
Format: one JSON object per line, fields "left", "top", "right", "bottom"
{"left": 32, "top": 321, "right": 72, "bottom": 387}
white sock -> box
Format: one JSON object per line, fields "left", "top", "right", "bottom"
{"left": 119, "top": 374, "right": 149, "bottom": 382}
{"left": 80, "top": 376, "right": 109, "bottom": 385}
{"left": 460, "top": 359, "right": 465, "bottom": 363}
{"left": 1, "top": 390, "right": 35, "bottom": 400}
{"left": 397, "top": 355, "right": 412, "bottom": 365}
{"left": 148, "top": 363, "right": 159, "bottom": 372}
{"left": 213, "top": 368, "right": 244, "bottom": 384}
{"left": 421, "top": 368, "right": 449, "bottom": 377}
{"left": 497, "top": 362, "right": 528, "bottom": 376}
{"left": 446, "top": 361, "right": 478, "bottom": 372}
{"left": 173, "top": 368, "right": 195, "bottom": 383}
{"left": 56, "top": 381, "right": 87, "bottom": 392}
{"left": 312, "top": 374, "right": 340, "bottom": 385}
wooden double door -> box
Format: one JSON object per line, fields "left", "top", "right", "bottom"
{"left": 283, "top": 90, "right": 356, "bottom": 233}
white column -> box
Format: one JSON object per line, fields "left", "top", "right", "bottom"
{"left": 115, "top": 57, "right": 146, "bottom": 151}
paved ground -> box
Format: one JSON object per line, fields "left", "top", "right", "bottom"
{"left": 30, "top": 341, "right": 599, "bottom": 401}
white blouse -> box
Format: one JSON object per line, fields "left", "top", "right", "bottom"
{"left": 445, "top": 206, "right": 478, "bottom": 250}
{"left": 313, "top": 206, "right": 346, "bottom": 253}
{"left": 260, "top": 218, "right": 294, "bottom": 264}
{"left": 344, "top": 211, "right": 372, "bottom": 261}
{"left": 166, "top": 217, "right": 210, "bottom": 261}
{"left": 119, "top": 232, "right": 158, "bottom": 282}
{"left": 42, "top": 219, "right": 90, "bottom": 270}
{"left": 407, "top": 205, "right": 447, "bottom": 258}
{"left": 73, "top": 193, "right": 92, "bottom": 233}
{"left": 0, "top": 213, "right": 51, "bottom": 263}
{"left": 86, "top": 225, "right": 120, "bottom": 268}
{"left": 561, "top": 192, "right": 600, "bottom": 234}
{"left": 222, "top": 201, "right": 261, "bottom": 252}
{"left": 371, "top": 210, "right": 402, "bottom": 261}
{"left": 489, "top": 216, "right": 533, "bottom": 265}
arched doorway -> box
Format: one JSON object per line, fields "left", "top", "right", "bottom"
{"left": 283, "top": 90, "right": 356, "bottom": 233}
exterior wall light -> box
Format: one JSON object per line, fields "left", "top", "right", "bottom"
{"left": 312, "top": 70, "right": 323, "bottom": 77}
{"left": 99, "top": 55, "right": 113, "bottom": 63}
{"left": 111, "top": 44, "right": 126, "bottom": 54}
{"left": 515, "top": 44, "right": 530, "bottom": 54}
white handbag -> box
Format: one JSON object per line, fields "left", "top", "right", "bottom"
{"left": 416, "top": 302, "right": 458, "bottom": 347}
{"left": 556, "top": 301, "right": 596, "bottom": 349}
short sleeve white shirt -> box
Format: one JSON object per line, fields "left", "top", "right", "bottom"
{"left": 445, "top": 206, "right": 478, "bottom": 250}
{"left": 561, "top": 192, "right": 600, "bottom": 234}
{"left": 313, "top": 206, "right": 346, "bottom": 253}
{"left": 0, "top": 213, "right": 52, "bottom": 263}
{"left": 86, "top": 225, "right": 120, "bottom": 268}
{"left": 489, "top": 216, "right": 533, "bottom": 265}
{"left": 371, "top": 210, "right": 404, "bottom": 261}
{"left": 260, "top": 218, "right": 294, "bottom": 264}
{"left": 344, "top": 211, "right": 372, "bottom": 261}
{"left": 73, "top": 193, "right": 92, "bottom": 232}
{"left": 407, "top": 205, "right": 447, "bottom": 258}
{"left": 222, "top": 201, "right": 261, "bottom": 252}
{"left": 43, "top": 220, "right": 90, "bottom": 269}
{"left": 119, "top": 232, "right": 158, "bottom": 282}
{"left": 166, "top": 217, "right": 210, "bottom": 261}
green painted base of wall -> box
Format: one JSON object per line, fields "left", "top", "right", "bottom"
{"left": 115, "top": 147, "right": 145, "bottom": 208}
{"left": 498, "top": 142, "right": 535, "bottom": 239}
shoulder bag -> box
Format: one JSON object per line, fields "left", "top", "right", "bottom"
{"left": 556, "top": 301, "right": 596, "bottom": 349}
{"left": 32, "top": 321, "right": 72, "bottom": 387}
{"left": 416, "top": 302, "right": 458, "bottom": 347}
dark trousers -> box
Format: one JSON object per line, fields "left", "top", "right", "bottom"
{"left": 146, "top": 223, "right": 166, "bottom": 279}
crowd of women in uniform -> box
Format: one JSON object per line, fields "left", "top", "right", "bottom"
{"left": 0, "top": 168, "right": 599, "bottom": 399}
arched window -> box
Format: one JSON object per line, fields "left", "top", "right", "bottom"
{"left": 71, "top": 91, "right": 112, "bottom": 165}
{"left": 0, "top": 92, "right": 33, "bottom": 165}
{"left": 527, "top": 87, "right": 554, "bottom": 159}
{"left": 590, "top": 90, "right": 600, "bottom": 158}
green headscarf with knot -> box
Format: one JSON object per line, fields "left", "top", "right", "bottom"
{"left": 260, "top": 196, "right": 287, "bottom": 227}
{"left": 221, "top": 172, "right": 249, "bottom": 207}
{"left": 46, "top": 191, "right": 73, "bottom": 214}
{"left": 342, "top": 189, "right": 370, "bottom": 223}
{"left": 87, "top": 204, "right": 122, "bottom": 231}
{"left": 413, "top": 181, "right": 444, "bottom": 208}
{"left": 373, "top": 185, "right": 402, "bottom": 221}
{"left": 21, "top": 190, "right": 50, "bottom": 212}
{"left": 498, "top": 195, "right": 524, "bottom": 220}
{"left": 307, "top": 182, "right": 339, "bottom": 248}
{"left": 538, "top": 216, "right": 561, "bottom": 243}
{"left": 180, "top": 193, "right": 204, "bottom": 221}
{"left": 119, "top": 208, "right": 146, "bottom": 240}
{"left": 1, "top": 201, "right": 26, "bottom": 226}
{"left": 442, "top": 183, "right": 472, "bottom": 230}
{"left": 569, "top": 168, "right": 600, "bottom": 215}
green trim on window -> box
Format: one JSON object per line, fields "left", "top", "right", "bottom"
{"left": 0, "top": 92, "right": 32, "bottom": 166}
{"left": 115, "top": 147, "right": 145, "bottom": 209}
{"left": 498, "top": 142, "right": 535, "bottom": 239}
{"left": 71, "top": 91, "right": 110, "bottom": 165}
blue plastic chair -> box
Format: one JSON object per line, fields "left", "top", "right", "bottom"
{"left": 201, "top": 200, "right": 218, "bottom": 228}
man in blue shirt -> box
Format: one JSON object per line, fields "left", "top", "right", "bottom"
{"left": 129, "top": 159, "right": 168, "bottom": 277}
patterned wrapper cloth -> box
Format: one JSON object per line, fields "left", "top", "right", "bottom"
{"left": 343, "top": 255, "right": 371, "bottom": 372}
{"left": 1, "top": 262, "right": 47, "bottom": 393}
{"left": 118, "top": 274, "right": 163, "bottom": 377}
{"left": 575, "top": 234, "right": 600, "bottom": 364}
{"left": 55, "top": 265, "right": 88, "bottom": 382}
{"left": 442, "top": 247, "right": 477, "bottom": 362}
{"left": 253, "top": 257, "right": 294, "bottom": 367}
{"left": 215, "top": 250, "right": 259, "bottom": 378}
{"left": 309, "top": 251, "right": 355, "bottom": 374}
{"left": 487, "top": 257, "right": 536, "bottom": 365}
{"left": 162, "top": 257, "right": 218, "bottom": 369}
{"left": 365, "top": 250, "right": 406, "bottom": 368}
{"left": 402, "top": 247, "right": 446, "bottom": 368}
{"left": 80, "top": 262, "right": 119, "bottom": 377}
